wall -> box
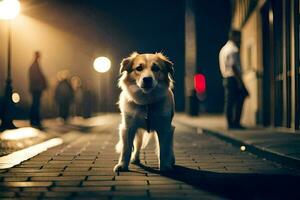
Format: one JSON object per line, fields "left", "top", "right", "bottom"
{"left": 240, "top": 8, "right": 263, "bottom": 126}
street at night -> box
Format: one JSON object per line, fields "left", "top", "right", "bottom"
{"left": 0, "top": 114, "right": 300, "bottom": 199}
{"left": 1, "top": 0, "right": 300, "bottom": 199}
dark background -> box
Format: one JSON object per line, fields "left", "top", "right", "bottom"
{"left": 1, "top": 0, "right": 231, "bottom": 115}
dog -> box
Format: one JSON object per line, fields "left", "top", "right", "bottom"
{"left": 114, "top": 52, "right": 175, "bottom": 172}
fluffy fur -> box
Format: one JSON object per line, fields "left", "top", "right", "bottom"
{"left": 114, "top": 52, "right": 175, "bottom": 172}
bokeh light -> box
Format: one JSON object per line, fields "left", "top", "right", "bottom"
{"left": 93, "top": 56, "right": 111, "bottom": 73}
{"left": 12, "top": 92, "right": 20, "bottom": 103}
{"left": 0, "top": 0, "right": 21, "bottom": 20}
{"left": 240, "top": 145, "right": 246, "bottom": 151}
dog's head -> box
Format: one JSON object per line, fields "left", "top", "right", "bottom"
{"left": 119, "top": 52, "right": 174, "bottom": 93}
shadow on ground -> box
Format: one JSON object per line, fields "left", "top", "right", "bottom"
{"left": 46, "top": 123, "right": 93, "bottom": 134}
{"left": 137, "top": 163, "right": 300, "bottom": 199}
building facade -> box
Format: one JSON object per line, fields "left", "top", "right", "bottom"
{"left": 232, "top": 0, "right": 300, "bottom": 130}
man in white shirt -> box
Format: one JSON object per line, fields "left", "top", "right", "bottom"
{"left": 219, "top": 30, "right": 248, "bottom": 129}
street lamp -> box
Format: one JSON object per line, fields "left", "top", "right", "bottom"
{"left": 0, "top": 0, "right": 21, "bottom": 130}
{"left": 93, "top": 56, "right": 111, "bottom": 73}
{"left": 93, "top": 56, "right": 111, "bottom": 112}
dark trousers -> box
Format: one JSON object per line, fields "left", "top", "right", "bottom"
{"left": 30, "top": 91, "right": 42, "bottom": 126}
{"left": 58, "top": 103, "right": 70, "bottom": 121}
{"left": 223, "top": 77, "right": 246, "bottom": 128}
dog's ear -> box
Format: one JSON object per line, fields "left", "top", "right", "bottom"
{"left": 157, "top": 53, "right": 174, "bottom": 76}
{"left": 120, "top": 52, "right": 139, "bottom": 74}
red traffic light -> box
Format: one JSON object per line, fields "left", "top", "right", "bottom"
{"left": 194, "top": 74, "right": 206, "bottom": 94}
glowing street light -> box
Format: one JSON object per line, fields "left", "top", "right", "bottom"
{"left": 93, "top": 57, "right": 111, "bottom": 73}
{"left": 0, "top": 0, "right": 21, "bottom": 20}
{"left": 12, "top": 92, "right": 20, "bottom": 103}
{"left": 0, "top": 0, "right": 21, "bottom": 130}
{"left": 93, "top": 56, "right": 111, "bottom": 113}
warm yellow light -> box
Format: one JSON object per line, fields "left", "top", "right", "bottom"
{"left": 12, "top": 92, "right": 20, "bottom": 103}
{"left": 240, "top": 145, "right": 246, "bottom": 151}
{"left": 1, "top": 127, "right": 40, "bottom": 140}
{"left": 93, "top": 56, "right": 111, "bottom": 73}
{"left": 0, "top": 0, "right": 21, "bottom": 20}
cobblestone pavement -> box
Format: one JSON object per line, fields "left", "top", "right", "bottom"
{"left": 0, "top": 114, "right": 300, "bottom": 199}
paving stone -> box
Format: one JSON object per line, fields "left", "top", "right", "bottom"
{"left": 115, "top": 185, "right": 181, "bottom": 190}
{"left": 22, "top": 187, "right": 49, "bottom": 192}
{"left": 51, "top": 186, "right": 111, "bottom": 192}
{"left": 81, "top": 181, "right": 119, "bottom": 186}
{"left": 43, "top": 191, "right": 72, "bottom": 197}
{"left": 0, "top": 181, "right": 52, "bottom": 187}
{"left": 0, "top": 172, "right": 60, "bottom": 177}
{"left": 31, "top": 176, "right": 86, "bottom": 181}
{"left": 64, "top": 167, "right": 90, "bottom": 172}
{"left": 0, "top": 192, "right": 16, "bottom": 197}
{"left": 87, "top": 176, "right": 114, "bottom": 181}
{"left": 8, "top": 169, "right": 42, "bottom": 173}
{"left": 117, "top": 172, "right": 147, "bottom": 176}
{"left": 4, "top": 177, "right": 29, "bottom": 181}
{"left": 148, "top": 180, "right": 183, "bottom": 185}
{"left": 18, "top": 192, "right": 42, "bottom": 197}
{"left": 62, "top": 171, "right": 115, "bottom": 176}
{"left": 54, "top": 181, "right": 81, "bottom": 186}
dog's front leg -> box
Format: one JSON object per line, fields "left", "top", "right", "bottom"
{"left": 114, "top": 127, "right": 136, "bottom": 172}
{"left": 157, "top": 125, "right": 175, "bottom": 171}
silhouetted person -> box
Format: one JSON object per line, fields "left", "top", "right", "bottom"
{"left": 219, "top": 29, "right": 249, "bottom": 129}
{"left": 28, "top": 51, "right": 47, "bottom": 128}
{"left": 55, "top": 71, "right": 74, "bottom": 122}
{"left": 71, "top": 76, "right": 83, "bottom": 117}
{"left": 82, "top": 81, "right": 94, "bottom": 118}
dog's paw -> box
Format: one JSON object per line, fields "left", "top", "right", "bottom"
{"left": 113, "top": 163, "right": 128, "bottom": 172}
{"left": 130, "top": 158, "right": 140, "bottom": 165}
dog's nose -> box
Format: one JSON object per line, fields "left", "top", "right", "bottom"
{"left": 142, "top": 77, "right": 153, "bottom": 87}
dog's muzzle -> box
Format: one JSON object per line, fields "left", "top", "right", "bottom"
{"left": 141, "top": 77, "right": 153, "bottom": 89}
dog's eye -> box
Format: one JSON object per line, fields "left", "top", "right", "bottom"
{"left": 135, "top": 65, "right": 143, "bottom": 72}
{"left": 152, "top": 64, "right": 160, "bottom": 72}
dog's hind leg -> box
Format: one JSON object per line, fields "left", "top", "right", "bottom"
{"left": 131, "top": 129, "right": 143, "bottom": 164}
{"left": 114, "top": 126, "right": 137, "bottom": 172}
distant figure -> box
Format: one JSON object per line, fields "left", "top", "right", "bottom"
{"left": 71, "top": 76, "right": 83, "bottom": 117}
{"left": 82, "top": 81, "right": 94, "bottom": 118}
{"left": 54, "top": 70, "right": 74, "bottom": 122}
{"left": 28, "top": 51, "right": 48, "bottom": 128}
{"left": 219, "top": 29, "right": 249, "bottom": 129}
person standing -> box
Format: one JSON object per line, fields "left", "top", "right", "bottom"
{"left": 54, "top": 70, "right": 74, "bottom": 122}
{"left": 219, "top": 29, "right": 249, "bottom": 129}
{"left": 28, "top": 51, "right": 48, "bottom": 129}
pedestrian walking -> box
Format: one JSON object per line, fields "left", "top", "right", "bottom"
{"left": 219, "top": 29, "right": 249, "bottom": 129}
{"left": 28, "top": 51, "right": 48, "bottom": 129}
{"left": 54, "top": 70, "right": 74, "bottom": 122}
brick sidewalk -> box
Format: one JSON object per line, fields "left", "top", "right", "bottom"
{"left": 0, "top": 114, "right": 300, "bottom": 199}
{"left": 175, "top": 114, "right": 300, "bottom": 168}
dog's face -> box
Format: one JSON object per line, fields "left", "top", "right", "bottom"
{"left": 120, "top": 52, "right": 174, "bottom": 93}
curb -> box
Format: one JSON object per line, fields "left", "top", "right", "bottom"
{"left": 202, "top": 128, "right": 300, "bottom": 169}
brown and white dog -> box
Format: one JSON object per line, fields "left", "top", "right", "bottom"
{"left": 114, "top": 52, "right": 175, "bottom": 172}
